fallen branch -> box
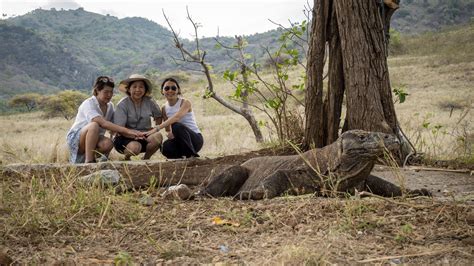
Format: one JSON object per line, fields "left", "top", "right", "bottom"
{"left": 358, "top": 191, "right": 438, "bottom": 209}
{"left": 405, "top": 166, "right": 472, "bottom": 174}
{"left": 357, "top": 248, "right": 456, "bottom": 263}
{"left": 1, "top": 150, "right": 279, "bottom": 190}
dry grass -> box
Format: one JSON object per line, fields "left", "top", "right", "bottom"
{"left": 0, "top": 52, "right": 471, "bottom": 164}
{"left": 1, "top": 26, "right": 472, "bottom": 164}
{"left": 0, "top": 86, "right": 267, "bottom": 164}
{"left": 0, "top": 25, "right": 473, "bottom": 264}
{"left": 390, "top": 58, "right": 473, "bottom": 161}
{"left": 0, "top": 171, "right": 472, "bottom": 264}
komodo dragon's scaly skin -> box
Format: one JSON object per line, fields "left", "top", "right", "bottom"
{"left": 200, "top": 130, "right": 430, "bottom": 200}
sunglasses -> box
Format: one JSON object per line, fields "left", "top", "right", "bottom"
{"left": 163, "top": 85, "right": 177, "bottom": 91}
{"left": 98, "top": 76, "right": 114, "bottom": 83}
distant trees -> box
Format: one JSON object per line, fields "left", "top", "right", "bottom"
{"left": 40, "top": 90, "right": 88, "bottom": 120}
{"left": 8, "top": 93, "right": 43, "bottom": 112}
{"left": 6, "top": 90, "right": 88, "bottom": 119}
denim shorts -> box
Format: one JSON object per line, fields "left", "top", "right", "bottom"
{"left": 66, "top": 127, "right": 85, "bottom": 163}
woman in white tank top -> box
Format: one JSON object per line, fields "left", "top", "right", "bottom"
{"left": 145, "top": 77, "right": 203, "bottom": 158}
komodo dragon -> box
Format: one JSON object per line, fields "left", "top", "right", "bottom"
{"left": 200, "top": 130, "right": 429, "bottom": 200}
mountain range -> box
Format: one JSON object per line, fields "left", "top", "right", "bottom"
{"left": 0, "top": 0, "right": 472, "bottom": 99}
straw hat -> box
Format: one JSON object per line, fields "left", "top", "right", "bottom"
{"left": 118, "top": 74, "right": 153, "bottom": 95}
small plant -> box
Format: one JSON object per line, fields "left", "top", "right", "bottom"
{"left": 394, "top": 223, "right": 413, "bottom": 243}
{"left": 388, "top": 29, "right": 404, "bottom": 55}
{"left": 393, "top": 84, "right": 409, "bottom": 104}
{"left": 339, "top": 200, "right": 376, "bottom": 231}
{"left": 114, "top": 251, "right": 133, "bottom": 265}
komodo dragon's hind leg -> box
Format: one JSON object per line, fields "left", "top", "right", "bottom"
{"left": 234, "top": 170, "right": 300, "bottom": 200}
{"left": 200, "top": 165, "right": 249, "bottom": 197}
{"left": 364, "top": 174, "right": 431, "bottom": 197}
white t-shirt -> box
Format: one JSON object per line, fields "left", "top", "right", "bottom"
{"left": 67, "top": 96, "right": 114, "bottom": 136}
{"left": 164, "top": 98, "right": 200, "bottom": 134}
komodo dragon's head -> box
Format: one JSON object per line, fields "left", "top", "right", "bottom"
{"left": 340, "top": 130, "right": 399, "bottom": 160}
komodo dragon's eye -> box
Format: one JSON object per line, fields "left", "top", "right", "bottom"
{"left": 359, "top": 135, "right": 366, "bottom": 141}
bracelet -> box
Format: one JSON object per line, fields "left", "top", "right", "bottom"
{"left": 156, "top": 125, "right": 161, "bottom": 131}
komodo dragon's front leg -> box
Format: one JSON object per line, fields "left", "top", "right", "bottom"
{"left": 200, "top": 165, "right": 249, "bottom": 197}
{"left": 363, "top": 174, "right": 431, "bottom": 197}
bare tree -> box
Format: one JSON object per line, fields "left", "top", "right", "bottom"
{"left": 162, "top": 8, "right": 264, "bottom": 143}
{"left": 215, "top": 33, "right": 306, "bottom": 144}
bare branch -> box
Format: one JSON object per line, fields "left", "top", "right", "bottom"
{"left": 268, "top": 19, "right": 307, "bottom": 43}
{"left": 186, "top": 6, "right": 202, "bottom": 60}
{"left": 162, "top": 9, "right": 186, "bottom": 61}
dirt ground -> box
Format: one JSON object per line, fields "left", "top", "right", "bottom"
{"left": 1, "top": 152, "right": 473, "bottom": 264}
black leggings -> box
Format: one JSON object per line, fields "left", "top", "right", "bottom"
{"left": 162, "top": 122, "right": 203, "bottom": 159}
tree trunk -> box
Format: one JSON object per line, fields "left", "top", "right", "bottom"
{"left": 325, "top": 4, "right": 345, "bottom": 145}
{"left": 242, "top": 109, "right": 264, "bottom": 143}
{"left": 335, "top": 0, "right": 395, "bottom": 133}
{"left": 304, "top": 0, "right": 329, "bottom": 148}
{"left": 305, "top": 0, "right": 407, "bottom": 160}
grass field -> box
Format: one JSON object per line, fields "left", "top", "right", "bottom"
{"left": 0, "top": 24, "right": 473, "bottom": 264}
{"left": 0, "top": 25, "right": 472, "bottom": 165}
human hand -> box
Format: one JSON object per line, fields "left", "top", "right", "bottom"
{"left": 167, "top": 131, "right": 174, "bottom": 140}
{"left": 129, "top": 129, "right": 145, "bottom": 140}
{"left": 144, "top": 127, "right": 158, "bottom": 138}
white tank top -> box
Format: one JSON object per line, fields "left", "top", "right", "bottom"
{"left": 164, "top": 98, "right": 201, "bottom": 133}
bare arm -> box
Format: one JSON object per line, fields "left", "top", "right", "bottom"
{"left": 158, "top": 99, "right": 192, "bottom": 130}
{"left": 161, "top": 106, "right": 171, "bottom": 132}
{"left": 144, "top": 99, "right": 191, "bottom": 137}
{"left": 92, "top": 116, "right": 144, "bottom": 138}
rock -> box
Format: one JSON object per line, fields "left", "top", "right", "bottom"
{"left": 162, "top": 184, "right": 193, "bottom": 200}
{"left": 462, "top": 236, "right": 474, "bottom": 246}
{"left": 0, "top": 250, "right": 13, "bottom": 265}
{"left": 139, "top": 195, "right": 155, "bottom": 206}
{"left": 79, "top": 170, "right": 121, "bottom": 185}
{"left": 466, "top": 212, "right": 474, "bottom": 226}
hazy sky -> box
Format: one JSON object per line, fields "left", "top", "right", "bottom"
{"left": 1, "top": 0, "right": 311, "bottom": 38}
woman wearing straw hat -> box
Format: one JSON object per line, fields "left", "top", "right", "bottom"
{"left": 66, "top": 76, "right": 145, "bottom": 164}
{"left": 113, "top": 74, "right": 163, "bottom": 160}
{"left": 145, "top": 77, "right": 203, "bottom": 159}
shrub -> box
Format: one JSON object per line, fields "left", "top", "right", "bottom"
{"left": 8, "top": 93, "right": 43, "bottom": 112}
{"left": 40, "top": 90, "right": 88, "bottom": 120}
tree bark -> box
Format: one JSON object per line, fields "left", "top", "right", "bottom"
{"left": 325, "top": 3, "right": 345, "bottom": 145}
{"left": 1, "top": 151, "right": 279, "bottom": 190}
{"left": 305, "top": 0, "right": 403, "bottom": 152}
{"left": 304, "top": 0, "right": 330, "bottom": 148}
{"left": 335, "top": 0, "right": 393, "bottom": 133}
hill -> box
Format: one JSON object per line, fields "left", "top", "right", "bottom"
{"left": 3, "top": 8, "right": 178, "bottom": 94}
{"left": 0, "top": 1, "right": 472, "bottom": 99}
{"left": 392, "top": 0, "right": 474, "bottom": 34}
{"left": 0, "top": 8, "right": 287, "bottom": 98}
{"left": 0, "top": 22, "right": 96, "bottom": 97}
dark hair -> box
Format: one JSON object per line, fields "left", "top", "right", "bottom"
{"left": 125, "top": 80, "right": 150, "bottom": 96}
{"left": 93, "top": 76, "right": 114, "bottom": 96}
{"left": 161, "top": 77, "right": 181, "bottom": 95}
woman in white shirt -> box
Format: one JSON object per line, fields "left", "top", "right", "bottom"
{"left": 66, "top": 76, "right": 145, "bottom": 163}
{"left": 145, "top": 77, "right": 203, "bottom": 159}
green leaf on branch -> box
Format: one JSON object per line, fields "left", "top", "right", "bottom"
{"left": 265, "top": 98, "right": 281, "bottom": 109}
{"left": 393, "top": 85, "right": 409, "bottom": 104}
{"left": 223, "top": 70, "right": 238, "bottom": 82}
